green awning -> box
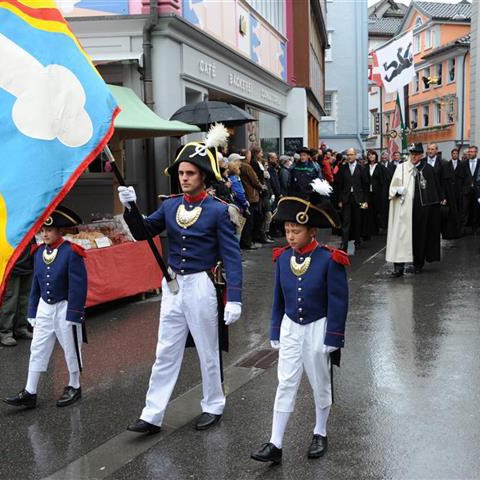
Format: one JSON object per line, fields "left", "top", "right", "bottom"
{"left": 108, "top": 85, "right": 200, "bottom": 138}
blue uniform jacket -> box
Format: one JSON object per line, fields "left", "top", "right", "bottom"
{"left": 28, "top": 241, "right": 88, "bottom": 323}
{"left": 270, "top": 244, "right": 348, "bottom": 347}
{"left": 124, "top": 194, "right": 242, "bottom": 302}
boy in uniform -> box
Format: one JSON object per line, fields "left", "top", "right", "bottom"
{"left": 251, "top": 180, "right": 349, "bottom": 463}
{"left": 3, "top": 206, "right": 87, "bottom": 408}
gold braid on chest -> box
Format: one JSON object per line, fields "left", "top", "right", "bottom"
{"left": 290, "top": 256, "right": 312, "bottom": 276}
{"left": 176, "top": 204, "right": 203, "bottom": 229}
{"left": 42, "top": 248, "right": 58, "bottom": 265}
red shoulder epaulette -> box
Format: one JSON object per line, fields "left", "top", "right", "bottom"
{"left": 30, "top": 243, "right": 42, "bottom": 255}
{"left": 322, "top": 244, "right": 350, "bottom": 266}
{"left": 70, "top": 243, "right": 86, "bottom": 258}
{"left": 272, "top": 245, "right": 291, "bottom": 262}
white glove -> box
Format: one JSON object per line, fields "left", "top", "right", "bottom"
{"left": 118, "top": 186, "right": 137, "bottom": 210}
{"left": 270, "top": 340, "right": 280, "bottom": 350}
{"left": 396, "top": 186, "right": 407, "bottom": 196}
{"left": 323, "top": 345, "right": 339, "bottom": 354}
{"left": 477, "top": 198, "right": 480, "bottom": 205}
{"left": 28, "top": 318, "right": 36, "bottom": 327}
{"left": 224, "top": 302, "right": 242, "bottom": 325}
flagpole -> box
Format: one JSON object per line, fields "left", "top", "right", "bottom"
{"left": 380, "top": 86, "right": 384, "bottom": 153}
{"left": 103, "top": 146, "right": 179, "bottom": 294}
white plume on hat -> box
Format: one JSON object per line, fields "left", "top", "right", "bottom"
{"left": 310, "top": 178, "right": 333, "bottom": 197}
{"left": 204, "top": 123, "right": 229, "bottom": 149}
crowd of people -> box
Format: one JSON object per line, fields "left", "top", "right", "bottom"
{"left": 210, "top": 142, "right": 480, "bottom": 256}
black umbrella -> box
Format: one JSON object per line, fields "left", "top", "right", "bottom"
{"left": 169, "top": 100, "right": 256, "bottom": 130}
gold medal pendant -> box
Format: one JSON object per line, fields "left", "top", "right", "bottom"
{"left": 176, "top": 204, "right": 202, "bottom": 229}
{"left": 42, "top": 248, "right": 58, "bottom": 265}
{"left": 290, "top": 255, "right": 311, "bottom": 276}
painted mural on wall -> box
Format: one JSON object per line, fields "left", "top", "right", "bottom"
{"left": 182, "top": 0, "right": 286, "bottom": 81}
{"left": 57, "top": 0, "right": 142, "bottom": 17}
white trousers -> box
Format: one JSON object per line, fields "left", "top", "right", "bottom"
{"left": 141, "top": 271, "right": 224, "bottom": 426}
{"left": 274, "top": 315, "right": 331, "bottom": 413}
{"left": 29, "top": 299, "right": 82, "bottom": 373}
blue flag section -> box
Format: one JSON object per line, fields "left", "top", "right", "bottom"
{"left": 0, "top": 0, "right": 119, "bottom": 300}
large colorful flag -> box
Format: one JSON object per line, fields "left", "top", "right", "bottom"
{"left": 387, "top": 92, "right": 408, "bottom": 158}
{"left": 0, "top": 0, "right": 119, "bottom": 300}
{"left": 375, "top": 30, "right": 415, "bottom": 94}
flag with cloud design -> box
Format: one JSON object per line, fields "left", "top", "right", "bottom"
{"left": 0, "top": 0, "right": 119, "bottom": 300}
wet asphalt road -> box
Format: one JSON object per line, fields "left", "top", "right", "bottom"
{"left": 0, "top": 233, "right": 479, "bottom": 480}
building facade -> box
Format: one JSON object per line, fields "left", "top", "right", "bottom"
{"left": 470, "top": 0, "right": 479, "bottom": 146}
{"left": 382, "top": 1, "right": 471, "bottom": 157}
{"left": 320, "top": 0, "right": 369, "bottom": 152}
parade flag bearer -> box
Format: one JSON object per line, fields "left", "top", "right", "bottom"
{"left": 251, "top": 179, "right": 349, "bottom": 464}
{"left": 118, "top": 124, "right": 242, "bottom": 434}
{"left": 3, "top": 206, "right": 87, "bottom": 409}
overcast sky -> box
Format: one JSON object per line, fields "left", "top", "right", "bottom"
{"left": 367, "top": 0, "right": 461, "bottom": 6}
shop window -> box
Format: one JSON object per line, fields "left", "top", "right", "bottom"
{"left": 448, "top": 58, "right": 456, "bottom": 82}
{"left": 245, "top": 0, "right": 285, "bottom": 35}
{"left": 259, "top": 110, "right": 280, "bottom": 154}
{"left": 423, "top": 105, "right": 429, "bottom": 127}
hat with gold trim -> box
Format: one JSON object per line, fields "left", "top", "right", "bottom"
{"left": 273, "top": 179, "right": 340, "bottom": 229}
{"left": 44, "top": 206, "right": 82, "bottom": 228}
{"left": 165, "top": 123, "right": 229, "bottom": 182}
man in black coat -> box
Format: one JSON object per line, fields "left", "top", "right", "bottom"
{"left": 336, "top": 148, "right": 369, "bottom": 251}
{"left": 387, "top": 151, "right": 402, "bottom": 178}
{"left": 441, "top": 148, "right": 463, "bottom": 239}
{"left": 459, "top": 145, "right": 480, "bottom": 234}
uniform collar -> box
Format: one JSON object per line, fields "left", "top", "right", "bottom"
{"left": 184, "top": 191, "right": 208, "bottom": 204}
{"left": 294, "top": 239, "right": 318, "bottom": 255}
{"left": 46, "top": 238, "right": 64, "bottom": 251}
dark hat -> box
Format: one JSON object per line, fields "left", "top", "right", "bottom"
{"left": 44, "top": 206, "right": 82, "bottom": 228}
{"left": 409, "top": 143, "right": 424, "bottom": 154}
{"left": 165, "top": 124, "right": 228, "bottom": 182}
{"left": 273, "top": 179, "right": 340, "bottom": 229}
{"left": 296, "top": 146, "right": 312, "bottom": 155}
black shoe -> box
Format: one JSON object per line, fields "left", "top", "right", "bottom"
{"left": 242, "top": 245, "right": 258, "bottom": 250}
{"left": 56, "top": 386, "right": 81, "bottom": 407}
{"left": 391, "top": 270, "right": 404, "bottom": 277}
{"left": 251, "top": 443, "right": 282, "bottom": 464}
{"left": 3, "top": 389, "right": 37, "bottom": 408}
{"left": 127, "top": 419, "right": 162, "bottom": 434}
{"left": 307, "top": 434, "right": 328, "bottom": 458}
{"left": 195, "top": 412, "right": 222, "bottom": 430}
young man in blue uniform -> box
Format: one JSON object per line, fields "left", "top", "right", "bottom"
{"left": 119, "top": 124, "right": 243, "bottom": 434}
{"left": 3, "top": 206, "right": 87, "bottom": 409}
{"left": 251, "top": 180, "right": 349, "bottom": 463}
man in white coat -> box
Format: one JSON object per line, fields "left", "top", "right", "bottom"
{"left": 386, "top": 143, "right": 441, "bottom": 276}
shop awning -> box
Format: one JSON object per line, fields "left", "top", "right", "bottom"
{"left": 108, "top": 85, "right": 200, "bottom": 139}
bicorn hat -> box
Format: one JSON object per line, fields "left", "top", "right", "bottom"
{"left": 44, "top": 206, "right": 82, "bottom": 228}
{"left": 409, "top": 143, "right": 424, "bottom": 154}
{"left": 165, "top": 123, "right": 229, "bottom": 182}
{"left": 273, "top": 179, "right": 341, "bottom": 229}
